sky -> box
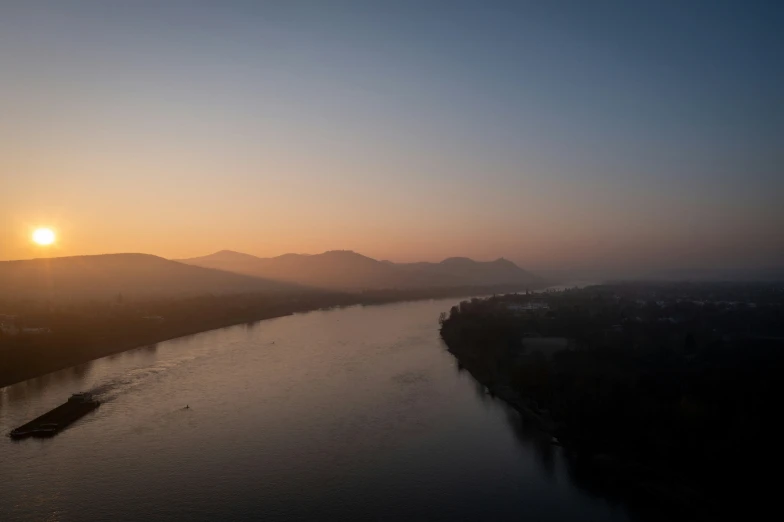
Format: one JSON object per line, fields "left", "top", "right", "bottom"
{"left": 1, "top": 1, "right": 783, "bottom": 273}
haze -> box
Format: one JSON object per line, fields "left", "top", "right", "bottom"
{"left": 4, "top": 4, "right": 784, "bottom": 520}
{"left": 2, "top": 1, "right": 782, "bottom": 275}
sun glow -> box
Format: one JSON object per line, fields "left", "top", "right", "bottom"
{"left": 32, "top": 228, "right": 56, "bottom": 245}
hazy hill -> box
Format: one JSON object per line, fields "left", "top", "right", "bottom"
{"left": 0, "top": 253, "right": 299, "bottom": 301}
{"left": 178, "top": 250, "right": 406, "bottom": 291}
{"left": 392, "top": 257, "right": 541, "bottom": 287}
{"left": 178, "top": 250, "right": 541, "bottom": 291}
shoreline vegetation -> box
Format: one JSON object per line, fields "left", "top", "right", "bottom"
{"left": 0, "top": 283, "right": 540, "bottom": 389}
{"left": 439, "top": 283, "right": 784, "bottom": 519}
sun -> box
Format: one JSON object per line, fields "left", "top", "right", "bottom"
{"left": 32, "top": 228, "right": 56, "bottom": 246}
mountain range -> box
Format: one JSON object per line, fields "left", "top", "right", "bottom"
{"left": 177, "top": 250, "right": 541, "bottom": 291}
{"left": 0, "top": 253, "right": 297, "bottom": 301}
{"left": 0, "top": 250, "right": 541, "bottom": 301}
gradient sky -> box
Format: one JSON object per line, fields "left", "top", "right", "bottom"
{"left": 2, "top": 1, "right": 783, "bottom": 272}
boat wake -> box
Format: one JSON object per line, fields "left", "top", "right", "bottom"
{"left": 82, "top": 335, "right": 255, "bottom": 403}
{"left": 85, "top": 353, "right": 201, "bottom": 403}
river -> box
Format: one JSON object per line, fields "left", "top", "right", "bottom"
{"left": 0, "top": 297, "right": 630, "bottom": 521}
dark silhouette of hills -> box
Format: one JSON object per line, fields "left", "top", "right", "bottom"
{"left": 0, "top": 250, "right": 542, "bottom": 302}
{"left": 392, "top": 256, "right": 540, "bottom": 287}
{"left": 178, "top": 250, "right": 541, "bottom": 291}
{"left": 179, "top": 250, "right": 395, "bottom": 291}
{"left": 0, "top": 253, "right": 299, "bottom": 301}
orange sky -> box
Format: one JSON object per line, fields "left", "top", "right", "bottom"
{"left": 2, "top": 124, "right": 780, "bottom": 270}
{"left": 2, "top": 2, "right": 783, "bottom": 273}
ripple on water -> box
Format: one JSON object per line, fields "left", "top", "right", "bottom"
{"left": 1, "top": 298, "right": 630, "bottom": 522}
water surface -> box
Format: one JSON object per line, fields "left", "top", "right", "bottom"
{"left": 1, "top": 298, "right": 629, "bottom": 521}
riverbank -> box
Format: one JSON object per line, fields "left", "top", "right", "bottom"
{"left": 0, "top": 309, "right": 295, "bottom": 389}
{"left": 0, "top": 283, "right": 540, "bottom": 389}
{"left": 443, "top": 337, "right": 706, "bottom": 519}
{"left": 438, "top": 289, "right": 784, "bottom": 519}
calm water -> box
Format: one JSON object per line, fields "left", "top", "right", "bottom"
{"left": 1, "top": 298, "right": 629, "bottom": 521}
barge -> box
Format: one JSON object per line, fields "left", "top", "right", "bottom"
{"left": 9, "top": 392, "right": 100, "bottom": 440}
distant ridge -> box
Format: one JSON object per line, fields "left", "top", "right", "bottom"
{"left": 0, "top": 253, "right": 300, "bottom": 301}
{"left": 0, "top": 250, "right": 542, "bottom": 302}
{"left": 177, "top": 250, "right": 541, "bottom": 291}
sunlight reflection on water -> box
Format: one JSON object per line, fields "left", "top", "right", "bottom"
{"left": 1, "top": 298, "right": 629, "bottom": 522}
